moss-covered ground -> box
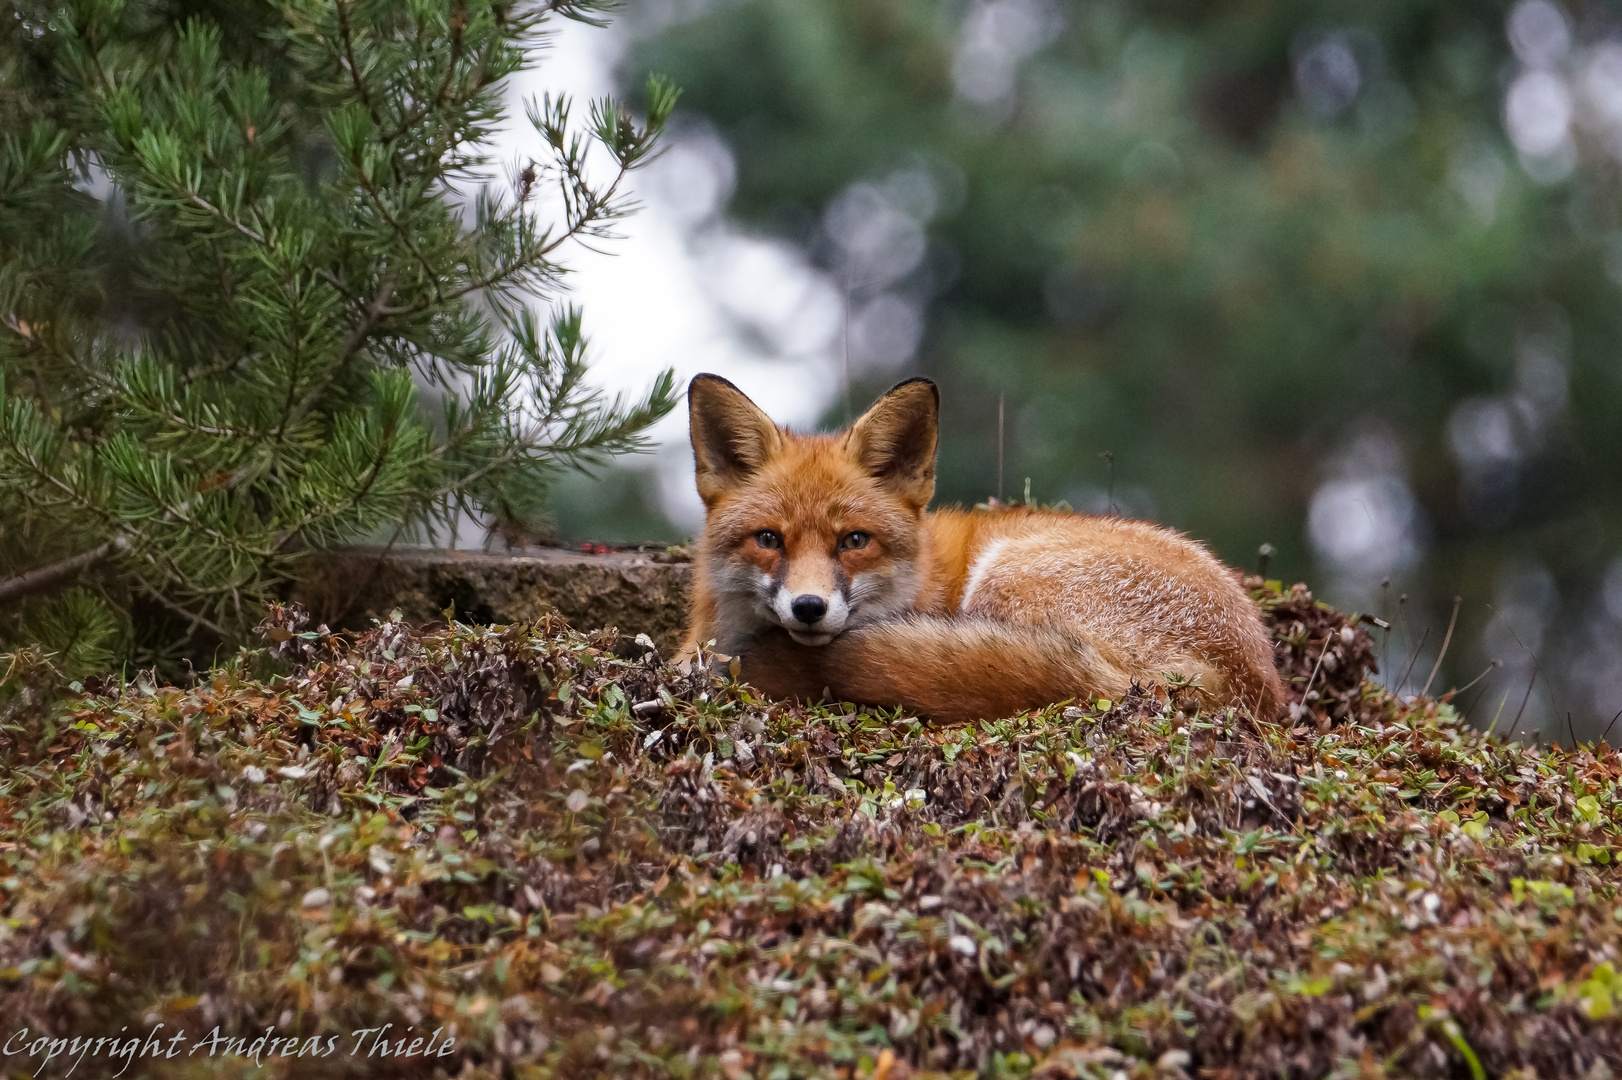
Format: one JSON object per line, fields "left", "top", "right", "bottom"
{"left": 2, "top": 583, "right": 1621, "bottom": 1078}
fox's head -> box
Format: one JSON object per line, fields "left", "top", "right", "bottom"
{"left": 688, "top": 374, "right": 938, "bottom": 650}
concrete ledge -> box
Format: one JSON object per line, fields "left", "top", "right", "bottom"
{"left": 293, "top": 546, "right": 693, "bottom": 651}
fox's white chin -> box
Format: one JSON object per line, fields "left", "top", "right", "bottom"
{"left": 786, "top": 629, "right": 835, "bottom": 646}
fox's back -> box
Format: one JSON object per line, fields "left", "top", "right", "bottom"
{"left": 917, "top": 508, "right": 1281, "bottom": 712}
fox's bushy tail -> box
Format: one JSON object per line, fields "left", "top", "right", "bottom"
{"left": 744, "top": 615, "right": 1282, "bottom": 723}
{"left": 821, "top": 617, "right": 1135, "bottom": 723}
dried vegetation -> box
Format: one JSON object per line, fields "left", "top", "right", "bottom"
{"left": 2, "top": 582, "right": 1622, "bottom": 1078}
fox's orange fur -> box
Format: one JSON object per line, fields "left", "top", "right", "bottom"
{"left": 681, "top": 374, "right": 1283, "bottom": 723}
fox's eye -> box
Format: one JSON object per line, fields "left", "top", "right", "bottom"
{"left": 754, "top": 530, "right": 782, "bottom": 550}
{"left": 839, "top": 531, "right": 870, "bottom": 552}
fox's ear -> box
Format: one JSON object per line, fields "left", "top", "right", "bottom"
{"left": 689, "top": 374, "right": 783, "bottom": 506}
{"left": 846, "top": 378, "right": 938, "bottom": 512}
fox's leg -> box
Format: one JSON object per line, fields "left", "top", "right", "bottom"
{"left": 734, "top": 629, "right": 834, "bottom": 702}
{"left": 740, "top": 616, "right": 1137, "bottom": 723}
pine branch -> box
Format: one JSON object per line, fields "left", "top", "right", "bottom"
{"left": 0, "top": 537, "right": 129, "bottom": 605}
{"left": 348, "top": 164, "right": 448, "bottom": 305}
{"left": 134, "top": 576, "right": 229, "bottom": 639}
{"left": 277, "top": 278, "right": 398, "bottom": 437}
{"left": 380, "top": 2, "right": 468, "bottom": 143}
{"left": 172, "top": 188, "right": 360, "bottom": 305}
{"left": 2, "top": 0, "right": 680, "bottom": 659}
{"left": 332, "top": 0, "right": 386, "bottom": 134}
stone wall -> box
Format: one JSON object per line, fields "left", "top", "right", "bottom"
{"left": 293, "top": 546, "right": 693, "bottom": 651}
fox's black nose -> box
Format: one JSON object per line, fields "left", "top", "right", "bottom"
{"left": 790, "top": 595, "right": 828, "bottom": 624}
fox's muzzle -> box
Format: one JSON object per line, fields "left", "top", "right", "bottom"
{"left": 772, "top": 584, "right": 849, "bottom": 645}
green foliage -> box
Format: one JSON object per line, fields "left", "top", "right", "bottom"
{"left": 0, "top": 0, "right": 679, "bottom": 673}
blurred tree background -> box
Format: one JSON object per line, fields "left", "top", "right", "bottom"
{"left": 601, "top": 0, "right": 1622, "bottom": 738}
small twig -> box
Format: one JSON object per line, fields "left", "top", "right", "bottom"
{"left": 1420, "top": 596, "right": 1461, "bottom": 698}
{"left": 1440, "top": 658, "right": 1501, "bottom": 704}
{"left": 1461, "top": 680, "right": 1497, "bottom": 728}
{"left": 139, "top": 585, "right": 228, "bottom": 639}
{"left": 1396, "top": 626, "right": 1430, "bottom": 695}
{"left": 1483, "top": 692, "right": 1511, "bottom": 737}
{"left": 274, "top": 279, "right": 397, "bottom": 442}
{"left": 333, "top": 0, "right": 386, "bottom": 132}
{"left": 1100, "top": 450, "right": 1115, "bottom": 514}
{"left": 997, "top": 394, "right": 1005, "bottom": 503}
{"left": 1599, "top": 706, "right": 1622, "bottom": 747}
{"left": 334, "top": 512, "right": 415, "bottom": 626}
{"left": 1504, "top": 667, "right": 1538, "bottom": 743}
{"left": 1237, "top": 768, "right": 1295, "bottom": 830}
{"left": 177, "top": 188, "right": 358, "bottom": 303}
{"left": 380, "top": 0, "right": 467, "bottom": 142}
{"left": 437, "top": 155, "right": 636, "bottom": 307}
{"left": 1379, "top": 578, "right": 1392, "bottom": 679}
{"left": 1392, "top": 592, "right": 1410, "bottom": 682}
{"left": 1297, "top": 633, "right": 1333, "bottom": 715}
{"left": 0, "top": 537, "right": 130, "bottom": 604}
{"left": 1489, "top": 605, "right": 1562, "bottom": 745}
{"left": 184, "top": 191, "right": 271, "bottom": 246}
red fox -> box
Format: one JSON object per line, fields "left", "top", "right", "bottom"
{"left": 681, "top": 374, "right": 1283, "bottom": 722}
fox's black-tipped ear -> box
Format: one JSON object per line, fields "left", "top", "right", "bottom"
{"left": 688, "top": 374, "right": 783, "bottom": 507}
{"left": 846, "top": 377, "right": 938, "bottom": 512}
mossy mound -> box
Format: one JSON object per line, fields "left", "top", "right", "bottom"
{"left": 1, "top": 584, "right": 1620, "bottom": 1078}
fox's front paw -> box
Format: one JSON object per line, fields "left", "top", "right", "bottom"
{"left": 737, "top": 628, "right": 831, "bottom": 703}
